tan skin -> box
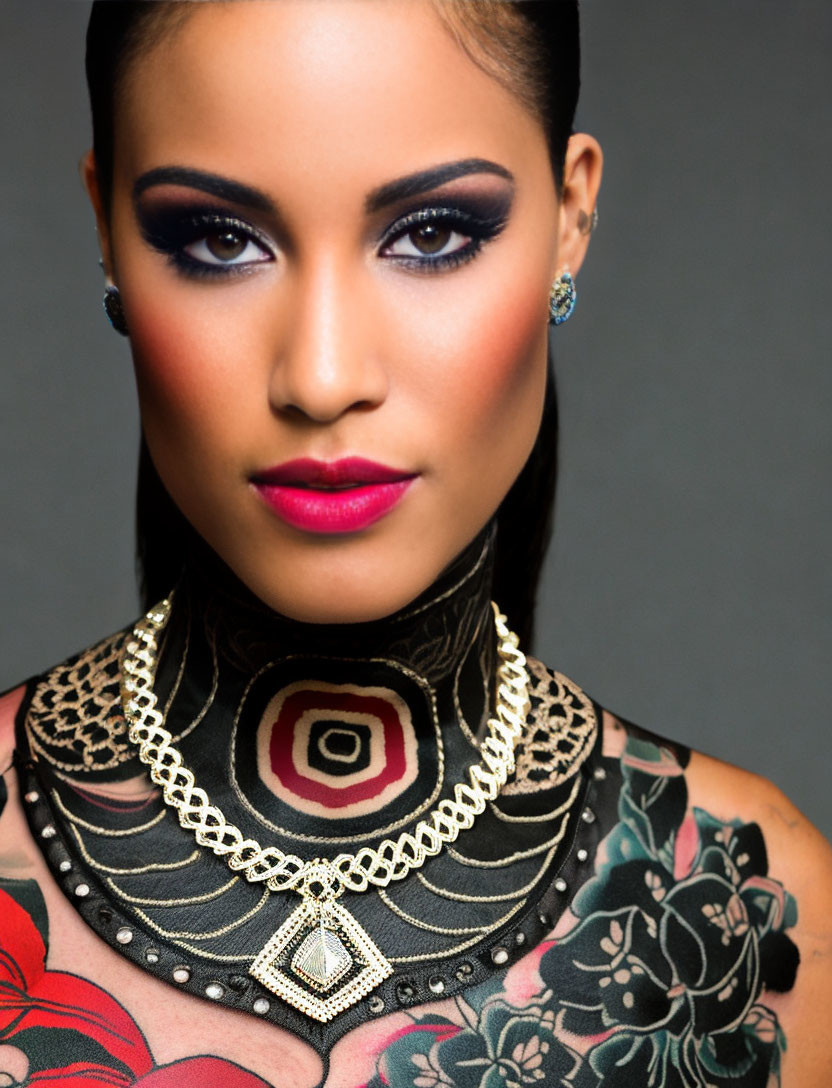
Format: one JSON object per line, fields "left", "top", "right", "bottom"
{"left": 1, "top": 2, "right": 831, "bottom": 1085}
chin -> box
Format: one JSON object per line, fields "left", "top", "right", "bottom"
{"left": 225, "top": 540, "right": 453, "bottom": 626}
{"left": 192, "top": 492, "right": 487, "bottom": 625}
{"left": 242, "top": 575, "right": 428, "bottom": 626}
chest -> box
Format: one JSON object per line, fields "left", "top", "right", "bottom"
{"left": 5, "top": 864, "right": 559, "bottom": 1088}
{"left": 4, "top": 845, "right": 787, "bottom": 1088}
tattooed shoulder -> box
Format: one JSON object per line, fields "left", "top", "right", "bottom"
{"left": 684, "top": 744, "right": 832, "bottom": 1084}
{"left": 0, "top": 684, "right": 26, "bottom": 815}
{"left": 367, "top": 713, "right": 832, "bottom": 1087}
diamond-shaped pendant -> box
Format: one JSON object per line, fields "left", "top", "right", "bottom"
{"left": 250, "top": 897, "right": 393, "bottom": 1022}
{"left": 292, "top": 926, "right": 352, "bottom": 991}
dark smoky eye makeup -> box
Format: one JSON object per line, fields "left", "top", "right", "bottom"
{"left": 134, "top": 185, "right": 514, "bottom": 280}
{"left": 135, "top": 201, "right": 277, "bottom": 279}
{"left": 377, "top": 189, "right": 514, "bottom": 273}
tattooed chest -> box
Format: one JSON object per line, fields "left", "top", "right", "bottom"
{"left": 357, "top": 746, "right": 802, "bottom": 1088}
{"left": 0, "top": 831, "right": 798, "bottom": 1088}
{"left": 361, "top": 907, "right": 792, "bottom": 1088}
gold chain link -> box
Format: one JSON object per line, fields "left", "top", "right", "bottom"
{"left": 120, "top": 599, "right": 530, "bottom": 899}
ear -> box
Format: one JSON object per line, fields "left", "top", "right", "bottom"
{"left": 80, "top": 149, "right": 115, "bottom": 280}
{"left": 554, "top": 133, "right": 603, "bottom": 279}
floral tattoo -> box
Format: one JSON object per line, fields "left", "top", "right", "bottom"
{"left": 367, "top": 735, "right": 799, "bottom": 1087}
{"left": 0, "top": 878, "right": 271, "bottom": 1086}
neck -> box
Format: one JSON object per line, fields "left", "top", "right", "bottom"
{"left": 155, "top": 525, "right": 498, "bottom": 842}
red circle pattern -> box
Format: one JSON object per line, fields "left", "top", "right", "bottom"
{"left": 269, "top": 688, "right": 407, "bottom": 808}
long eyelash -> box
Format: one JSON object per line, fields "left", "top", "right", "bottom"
{"left": 137, "top": 206, "right": 274, "bottom": 279}
{"left": 380, "top": 202, "right": 511, "bottom": 273}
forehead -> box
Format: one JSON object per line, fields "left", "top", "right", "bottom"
{"left": 116, "top": 0, "right": 548, "bottom": 202}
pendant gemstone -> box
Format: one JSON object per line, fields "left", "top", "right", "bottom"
{"left": 250, "top": 897, "right": 393, "bottom": 1022}
{"left": 292, "top": 926, "right": 352, "bottom": 991}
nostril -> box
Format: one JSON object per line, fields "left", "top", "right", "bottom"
{"left": 269, "top": 357, "right": 388, "bottom": 424}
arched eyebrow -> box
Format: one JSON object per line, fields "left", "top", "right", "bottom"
{"left": 364, "top": 158, "right": 514, "bottom": 214}
{"left": 133, "top": 166, "right": 276, "bottom": 211}
{"left": 133, "top": 158, "right": 513, "bottom": 216}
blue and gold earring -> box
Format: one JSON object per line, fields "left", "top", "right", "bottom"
{"left": 103, "top": 283, "right": 129, "bottom": 337}
{"left": 548, "top": 268, "right": 577, "bottom": 326}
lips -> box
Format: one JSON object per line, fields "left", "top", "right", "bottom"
{"left": 252, "top": 457, "right": 417, "bottom": 534}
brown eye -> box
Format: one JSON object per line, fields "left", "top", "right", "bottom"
{"left": 409, "top": 224, "right": 452, "bottom": 255}
{"left": 205, "top": 231, "right": 247, "bottom": 262}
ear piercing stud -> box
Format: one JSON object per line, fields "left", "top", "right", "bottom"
{"left": 103, "top": 284, "right": 129, "bottom": 336}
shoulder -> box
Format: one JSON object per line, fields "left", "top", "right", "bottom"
{"left": 593, "top": 699, "right": 832, "bottom": 897}
{"left": 684, "top": 746, "right": 832, "bottom": 1080}
{"left": 0, "top": 683, "right": 26, "bottom": 773}
{"left": 684, "top": 745, "right": 832, "bottom": 896}
{"left": 596, "top": 701, "right": 832, "bottom": 1084}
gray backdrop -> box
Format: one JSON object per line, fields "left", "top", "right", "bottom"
{"left": 1, "top": 2, "right": 830, "bottom": 840}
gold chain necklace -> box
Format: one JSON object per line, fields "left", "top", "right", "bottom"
{"left": 120, "top": 598, "right": 530, "bottom": 1022}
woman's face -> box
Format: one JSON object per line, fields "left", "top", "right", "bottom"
{"left": 90, "top": 0, "right": 598, "bottom": 623}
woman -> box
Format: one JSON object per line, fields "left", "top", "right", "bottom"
{"left": 1, "top": 2, "right": 830, "bottom": 1086}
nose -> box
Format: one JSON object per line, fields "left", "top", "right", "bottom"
{"left": 269, "top": 260, "right": 388, "bottom": 423}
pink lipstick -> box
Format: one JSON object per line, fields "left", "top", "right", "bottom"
{"left": 252, "top": 457, "right": 417, "bottom": 534}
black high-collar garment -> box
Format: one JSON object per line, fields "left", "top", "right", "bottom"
{"left": 151, "top": 524, "right": 502, "bottom": 846}
{"left": 17, "top": 525, "right": 601, "bottom": 1055}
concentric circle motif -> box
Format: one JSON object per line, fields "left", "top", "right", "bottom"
{"left": 257, "top": 681, "right": 419, "bottom": 818}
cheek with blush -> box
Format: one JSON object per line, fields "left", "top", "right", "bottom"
{"left": 441, "top": 275, "right": 549, "bottom": 495}
{"left": 462, "top": 277, "right": 548, "bottom": 414}
{"left": 128, "top": 303, "right": 208, "bottom": 413}
{"left": 126, "top": 312, "right": 249, "bottom": 539}
{"left": 128, "top": 300, "right": 249, "bottom": 462}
